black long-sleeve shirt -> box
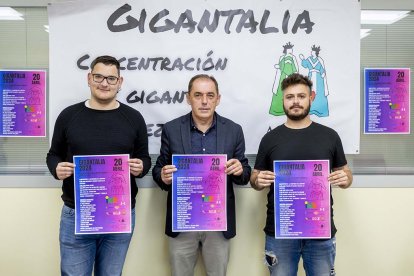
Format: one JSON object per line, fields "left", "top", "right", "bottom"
{"left": 46, "top": 101, "right": 151, "bottom": 209}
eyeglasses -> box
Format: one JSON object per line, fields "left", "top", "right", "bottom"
{"left": 92, "top": 74, "right": 119, "bottom": 85}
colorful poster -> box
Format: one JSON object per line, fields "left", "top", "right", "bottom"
{"left": 274, "top": 160, "right": 331, "bottom": 239}
{"left": 73, "top": 154, "right": 131, "bottom": 234}
{"left": 364, "top": 68, "right": 410, "bottom": 134}
{"left": 0, "top": 70, "right": 46, "bottom": 137}
{"left": 172, "top": 154, "right": 227, "bottom": 232}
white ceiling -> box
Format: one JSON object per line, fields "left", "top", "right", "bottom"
{"left": 0, "top": 0, "right": 413, "bottom": 9}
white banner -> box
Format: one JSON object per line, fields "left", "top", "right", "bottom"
{"left": 48, "top": 0, "right": 360, "bottom": 154}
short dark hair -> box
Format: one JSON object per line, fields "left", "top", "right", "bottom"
{"left": 90, "top": 55, "right": 121, "bottom": 76}
{"left": 281, "top": 73, "right": 313, "bottom": 93}
{"left": 188, "top": 74, "right": 219, "bottom": 94}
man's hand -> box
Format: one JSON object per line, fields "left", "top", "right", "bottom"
{"left": 225, "top": 159, "right": 243, "bottom": 176}
{"left": 56, "top": 162, "right": 75, "bottom": 180}
{"left": 161, "top": 165, "right": 177, "bottom": 185}
{"left": 128, "top": 158, "right": 144, "bottom": 177}
{"left": 329, "top": 165, "right": 353, "bottom": 189}
{"left": 250, "top": 169, "right": 275, "bottom": 191}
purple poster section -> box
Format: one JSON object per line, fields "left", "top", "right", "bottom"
{"left": 172, "top": 154, "right": 227, "bottom": 232}
{"left": 74, "top": 154, "right": 131, "bottom": 234}
{"left": 274, "top": 160, "right": 331, "bottom": 239}
{"left": 364, "top": 68, "right": 410, "bottom": 134}
{"left": 0, "top": 70, "right": 46, "bottom": 137}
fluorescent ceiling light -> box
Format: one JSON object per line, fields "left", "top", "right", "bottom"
{"left": 0, "top": 7, "right": 24, "bottom": 20}
{"left": 361, "top": 10, "right": 410, "bottom": 25}
{"left": 360, "top": 29, "right": 371, "bottom": 39}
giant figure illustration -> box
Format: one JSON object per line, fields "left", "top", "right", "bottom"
{"left": 299, "top": 45, "right": 330, "bottom": 117}
{"left": 269, "top": 42, "right": 299, "bottom": 116}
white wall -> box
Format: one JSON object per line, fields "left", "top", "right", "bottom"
{"left": 1, "top": 181, "right": 414, "bottom": 276}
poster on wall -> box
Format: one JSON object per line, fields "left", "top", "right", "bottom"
{"left": 48, "top": 0, "right": 361, "bottom": 154}
{"left": 172, "top": 154, "right": 227, "bottom": 232}
{"left": 73, "top": 154, "right": 131, "bottom": 235}
{"left": 0, "top": 70, "right": 46, "bottom": 137}
{"left": 364, "top": 68, "right": 410, "bottom": 134}
{"left": 273, "top": 160, "right": 331, "bottom": 239}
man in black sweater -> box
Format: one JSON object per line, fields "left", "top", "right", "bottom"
{"left": 46, "top": 55, "right": 151, "bottom": 276}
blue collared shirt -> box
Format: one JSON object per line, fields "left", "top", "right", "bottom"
{"left": 190, "top": 115, "right": 217, "bottom": 154}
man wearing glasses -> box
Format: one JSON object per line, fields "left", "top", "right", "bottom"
{"left": 46, "top": 55, "right": 151, "bottom": 275}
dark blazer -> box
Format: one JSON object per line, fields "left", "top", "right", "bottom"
{"left": 152, "top": 112, "right": 251, "bottom": 239}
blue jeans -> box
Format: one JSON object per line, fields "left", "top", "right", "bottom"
{"left": 265, "top": 235, "right": 336, "bottom": 276}
{"left": 59, "top": 205, "right": 135, "bottom": 276}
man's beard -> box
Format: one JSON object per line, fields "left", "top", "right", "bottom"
{"left": 283, "top": 104, "right": 311, "bottom": 121}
